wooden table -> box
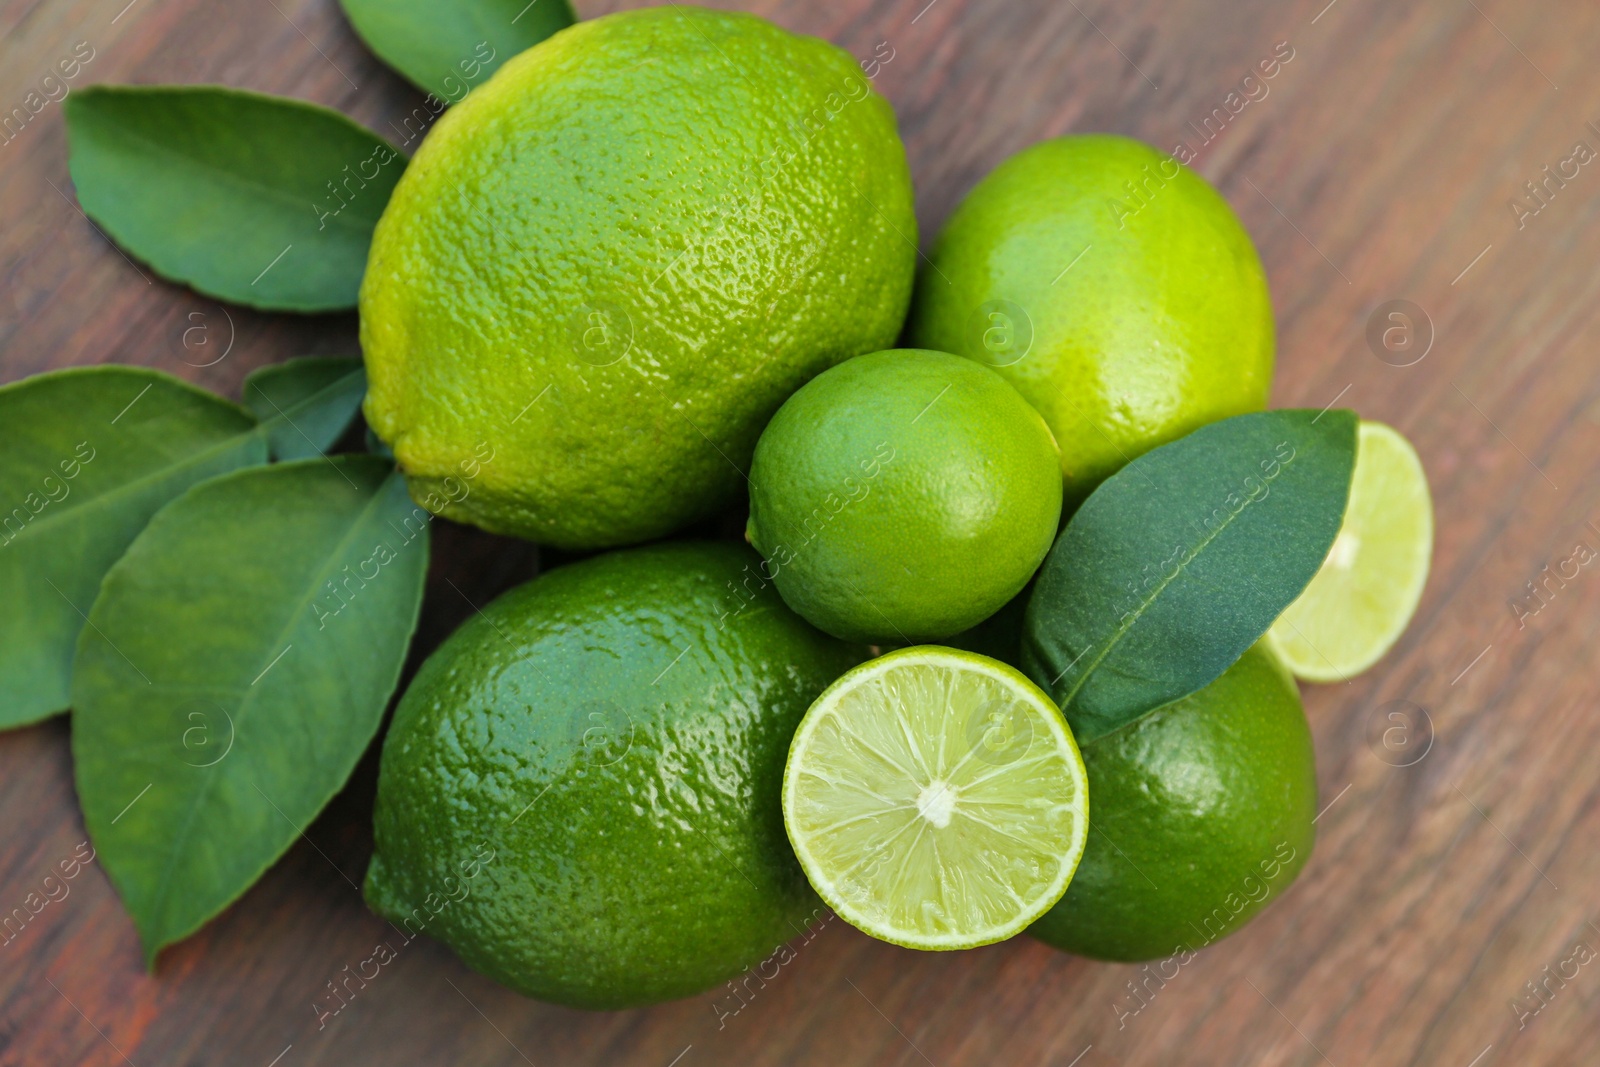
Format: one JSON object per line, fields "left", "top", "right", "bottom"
{"left": 4, "top": 0, "right": 1599, "bottom": 1063}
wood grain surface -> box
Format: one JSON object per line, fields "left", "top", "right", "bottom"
{"left": 4, "top": 0, "right": 1600, "bottom": 1064}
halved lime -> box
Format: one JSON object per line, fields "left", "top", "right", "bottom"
{"left": 1267, "top": 420, "right": 1433, "bottom": 682}
{"left": 782, "top": 646, "right": 1088, "bottom": 950}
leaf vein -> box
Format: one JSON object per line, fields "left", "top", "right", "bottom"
{"left": 142, "top": 466, "right": 405, "bottom": 940}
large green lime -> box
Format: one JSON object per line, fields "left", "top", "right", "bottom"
{"left": 747, "top": 349, "right": 1062, "bottom": 644}
{"left": 1029, "top": 644, "right": 1316, "bottom": 961}
{"left": 908, "top": 134, "right": 1274, "bottom": 504}
{"left": 361, "top": 8, "right": 916, "bottom": 549}
{"left": 364, "top": 542, "right": 863, "bottom": 1009}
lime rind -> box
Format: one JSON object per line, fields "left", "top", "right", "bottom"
{"left": 1267, "top": 420, "right": 1433, "bottom": 682}
{"left": 783, "top": 646, "right": 1089, "bottom": 950}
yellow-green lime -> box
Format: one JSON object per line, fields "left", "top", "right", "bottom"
{"left": 1029, "top": 644, "right": 1315, "bottom": 962}
{"left": 907, "top": 134, "right": 1274, "bottom": 504}
{"left": 747, "top": 350, "right": 1062, "bottom": 644}
{"left": 365, "top": 542, "right": 863, "bottom": 1009}
{"left": 361, "top": 7, "right": 916, "bottom": 549}
{"left": 1266, "top": 421, "right": 1432, "bottom": 682}
{"left": 783, "top": 646, "right": 1089, "bottom": 951}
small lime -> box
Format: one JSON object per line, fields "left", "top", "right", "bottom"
{"left": 747, "top": 349, "right": 1062, "bottom": 644}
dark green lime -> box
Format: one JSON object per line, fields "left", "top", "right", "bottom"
{"left": 1029, "top": 644, "right": 1316, "bottom": 961}
{"left": 365, "top": 541, "right": 863, "bottom": 1008}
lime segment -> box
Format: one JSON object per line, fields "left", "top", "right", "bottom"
{"left": 1267, "top": 420, "right": 1433, "bottom": 682}
{"left": 782, "top": 647, "right": 1088, "bottom": 950}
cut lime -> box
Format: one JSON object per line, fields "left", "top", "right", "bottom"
{"left": 1267, "top": 420, "right": 1432, "bottom": 682}
{"left": 782, "top": 646, "right": 1088, "bottom": 950}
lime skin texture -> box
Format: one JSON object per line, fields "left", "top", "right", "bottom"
{"left": 908, "top": 134, "right": 1275, "bottom": 505}
{"left": 1029, "top": 644, "right": 1316, "bottom": 962}
{"left": 746, "top": 349, "right": 1064, "bottom": 645}
{"left": 361, "top": 6, "right": 917, "bottom": 550}
{"left": 363, "top": 541, "right": 864, "bottom": 1009}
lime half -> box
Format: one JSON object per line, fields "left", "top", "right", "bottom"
{"left": 1267, "top": 420, "right": 1433, "bottom": 682}
{"left": 782, "top": 646, "right": 1088, "bottom": 950}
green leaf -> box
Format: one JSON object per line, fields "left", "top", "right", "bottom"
{"left": 71, "top": 457, "right": 429, "bottom": 966}
{"left": 339, "top": 0, "right": 575, "bottom": 100}
{"left": 244, "top": 357, "right": 367, "bottom": 461}
{"left": 364, "top": 427, "right": 395, "bottom": 459}
{"left": 0, "top": 367, "right": 267, "bottom": 730}
{"left": 64, "top": 86, "right": 405, "bottom": 312}
{"left": 1022, "top": 410, "right": 1357, "bottom": 743}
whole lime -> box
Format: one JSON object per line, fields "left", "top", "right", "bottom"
{"left": 1028, "top": 644, "right": 1316, "bottom": 961}
{"left": 746, "top": 349, "right": 1062, "bottom": 644}
{"left": 907, "top": 134, "right": 1274, "bottom": 504}
{"left": 361, "top": 7, "right": 916, "bottom": 549}
{"left": 364, "top": 542, "right": 863, "bottom": 1009}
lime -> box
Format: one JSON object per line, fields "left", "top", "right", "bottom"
{"left": 361, "top": 7, "right": 916, "bottom": 549}
{"left": 747, "top": 350, "right": 1062, "bottom": 644}
{"left": 783, "top": 646, "right": 1088, "bottom": 950}
{"left": 907, "top": 134, "right": 1274, "bottom": 504}
{"left": 1029, "top": 644, "right": 1315, "bottom": 962}
{"left": 1267, "top": 421, "right": 1432, "bottom": 682}
{"left": 364, "top": 542, "right": 863, "bottom": 1009}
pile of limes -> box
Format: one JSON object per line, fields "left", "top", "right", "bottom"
{"left": 361, "top": 6, "right": 1433, "bottom": 1007}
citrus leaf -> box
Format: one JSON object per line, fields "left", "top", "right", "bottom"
{"left": 244, "top": 357, "right": 366, "bottom": 461}
{"left": 1021, "top": 409, "right": 1357, "bottom": 743}
{"left": 64, "top": 86, "right": 405, "bottom": 312}
{"left": 71, "top": 456, "right": 429, "bottom": 966}
{"left": 0, "top": 366, "right": 267, "bottom": 730}
{"left": 339, "top": 0, "right": 575, "bottom": 100}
